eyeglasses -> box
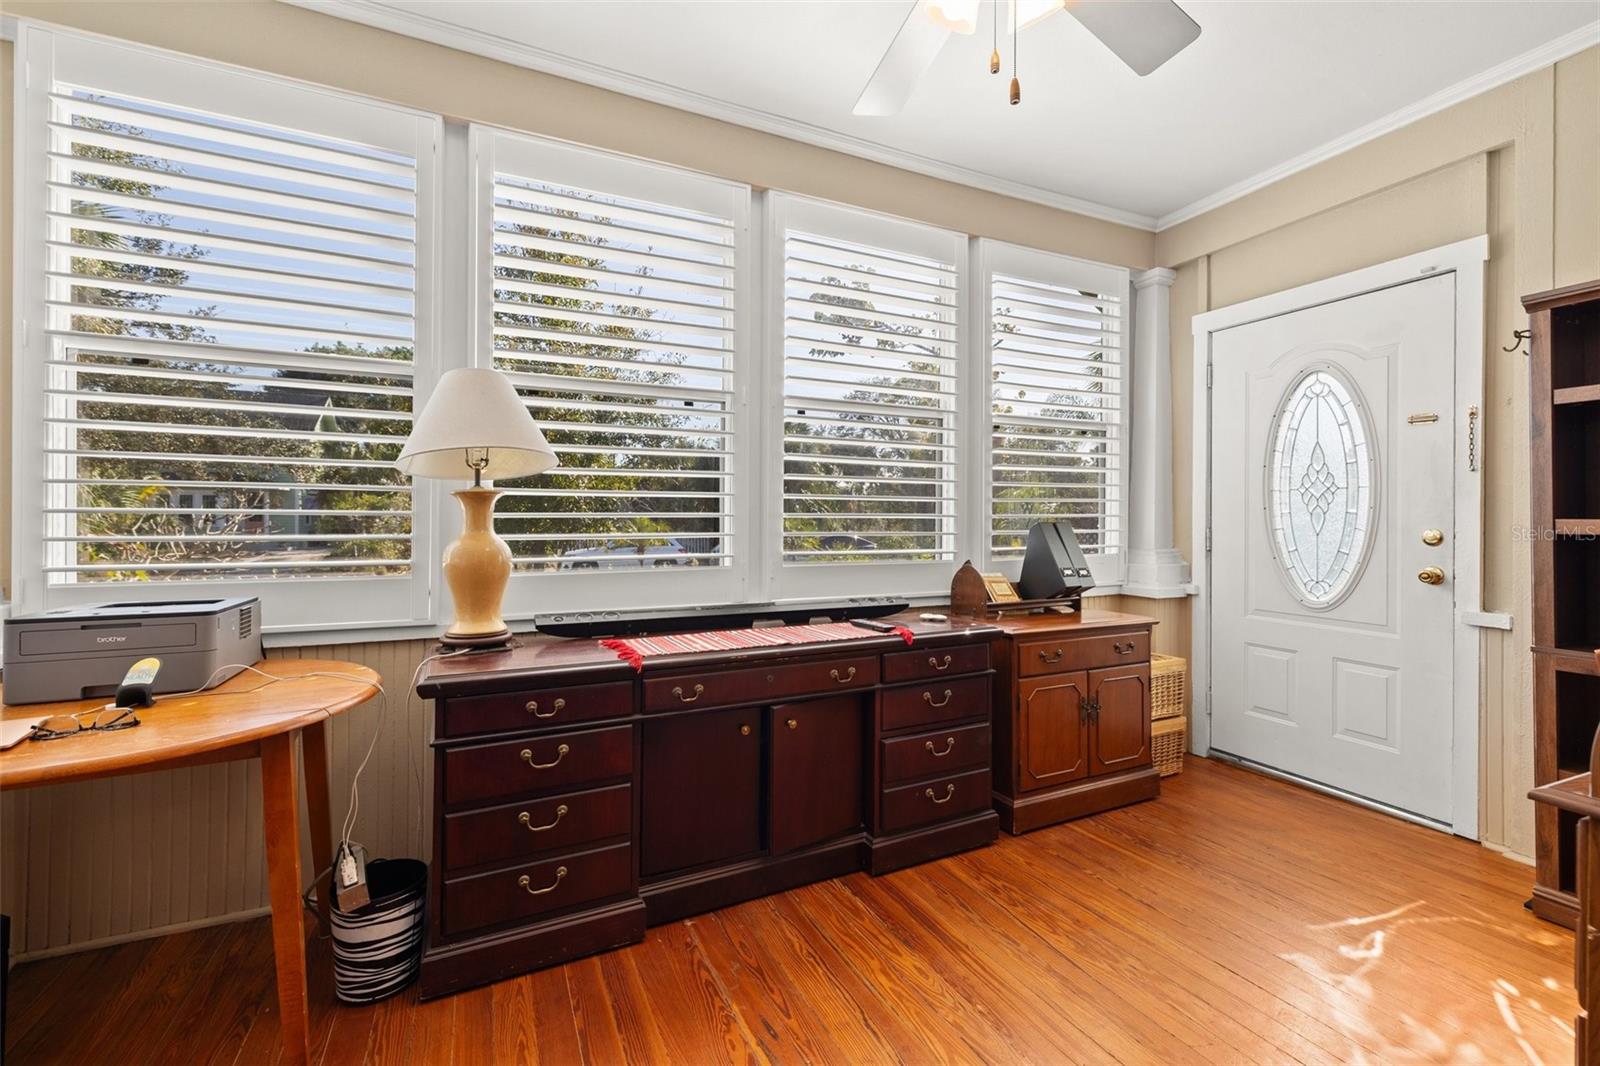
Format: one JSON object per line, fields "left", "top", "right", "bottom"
{"left": 31, "top": 706, "right": 141, "bottom": 742}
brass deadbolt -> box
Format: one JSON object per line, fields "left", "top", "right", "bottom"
{"left": 1421, "top": 529, "right": 1444, "bottom": 546}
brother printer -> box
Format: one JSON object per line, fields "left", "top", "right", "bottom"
{"left": 2, "top": 598, "right": 262, "bottom": 705}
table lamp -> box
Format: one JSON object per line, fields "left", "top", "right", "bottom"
{"left": 396, "top": 368, "right": 558, "bottom": 647}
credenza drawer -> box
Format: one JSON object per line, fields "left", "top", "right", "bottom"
{"left": 443, "top": 724, "right": 633, "bottom": 807}
{"left": 642, "top": 655, "right": 879, "bottom": 713}
{"left": 880, "top": 769, "right": 991, "bottom": 834}
{"left": 443, "top": 782, "right": 632, "bottom": 872}
{"left": 441, "top": 681, "right": 633, "bottom": 738}
{"left": 1019, "top": 631, "right": 1149, "bottom": 677}
{"left": 880, "top": 675, "right": 990, "bottom": 733}
{"left": 881, "top": 722, "right": 991, "bottom": 785}
{"left": 441, "top": 842, "right": 632, "bottom": 937}
{"left": 882, "top": 643, "right": 989, "bottom": 684}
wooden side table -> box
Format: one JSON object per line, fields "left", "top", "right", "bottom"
{"left": 1, "top": 660, "right": 381, "bottom": 1066}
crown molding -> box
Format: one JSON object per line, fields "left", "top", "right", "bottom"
{"left": 1154, "top": 19, "right": 1600, "bottom": 231}
{"left": 286, "top": 0, "right": 1596, "bottom": 237}
{"left": 284, "top": 0, "right": 1162, "bottom": 231}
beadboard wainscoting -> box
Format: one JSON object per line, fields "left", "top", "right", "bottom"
{"left": 0, "top": 640, "right": 436, "bottom": 960}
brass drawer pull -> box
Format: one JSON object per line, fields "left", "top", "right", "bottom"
{"left": 520, "top": 743, "right": 569, "bottom": 769}
{"left": 928, "top": 654, "right": 952, "bottom": 671}
{"left": 830, "top": 666, "right": 858, "bottom": 684}
{"left": 739, "top": 723, "right": 751, "bottom": 736}
{"left": 1038, "top": 648, "right": 1064, "bottom": 664}
{"left": 1113, "top": 641, "right": 1137, "bottom": 655}
{"left": 518, "top": 867, "right": 567, "bottom": 896}
{"left": 922, "top": 688, "right": 953, "bottom": 708}
{"left": 925, "top": 736, "right": 956, "bottom": 757}
{"left": 925, "top": 784, "right": 956, "bottom": 804}
{"left": 526, "top": 697, "right": 566, "bottom": 719}
{"left": 786, "top": 718, "right": 798, "bottom": 730}
{"left": 519, "top": 805, "right": 568, "bottom": 832}
{"left": 672, "top": 684, "right": 704, "bottom": 704}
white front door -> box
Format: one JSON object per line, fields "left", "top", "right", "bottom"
{"left": 1209, "top": 275, "right": 1457, "bottom": 825}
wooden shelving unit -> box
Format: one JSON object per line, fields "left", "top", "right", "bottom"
{"left": 1527, "top": 278, "right": 1600, "bottom": 928}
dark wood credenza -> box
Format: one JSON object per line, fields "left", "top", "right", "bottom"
{"left": 415, "top": 614, "right": 1000, "bottom": 998}
{"left": 987, "top": 610, "right": 1161, "bottom": 833}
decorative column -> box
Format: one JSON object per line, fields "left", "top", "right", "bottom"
{"left": 1124, "top": 267, "right": 1191, "bottom": 597}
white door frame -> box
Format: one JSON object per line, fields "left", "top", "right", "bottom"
{"left": 1189, "top": 235, "right": 1493, "bottom": 840}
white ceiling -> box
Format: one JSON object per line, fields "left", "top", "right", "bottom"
{"left": 306, "top": 0, "right": 1600, "bottom": 229}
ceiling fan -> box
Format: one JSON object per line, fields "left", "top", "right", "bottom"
{"left": 854, "top": 0, "right": 1201, "bottom": 115}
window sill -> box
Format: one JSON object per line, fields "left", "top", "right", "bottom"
{"left": 262, "top": 620, "right": 446, "bottom": 649}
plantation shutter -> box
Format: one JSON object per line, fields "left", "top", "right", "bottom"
{"left": 17, "top": 29, "right": 437, "bottom": 627}
{"left": 479, "top": 129, "right": 747, "bottom": 610}
{"left": 771, "top": 194, "right": 963, "bottom": 597}
{"left": 983, "top": 241, "right": 1128, "bottom": 578}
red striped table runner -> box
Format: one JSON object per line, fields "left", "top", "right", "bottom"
{"left": 601, "top": 622, "right": 913, "bottom": 672}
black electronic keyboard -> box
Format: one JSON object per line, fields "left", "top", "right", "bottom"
{"left": 532, "top": 597, "right": 909, "bottom": 639}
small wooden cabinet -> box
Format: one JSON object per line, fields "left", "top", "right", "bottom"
{"left": 990, "top": 610, "right": 1159, "bottom": 833}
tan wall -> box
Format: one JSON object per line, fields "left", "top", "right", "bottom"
{"left": 0, "top": 2, "right": 1155, "bottom": 956}
{"left": 1160, "top": 45, "right": 1600, "bottom": 861}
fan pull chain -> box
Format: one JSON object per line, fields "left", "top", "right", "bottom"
{"left": 1010, "top": 0, "right": 1021, "bottom": 104}
{"left": 990, "top": 0, "right": 1001, "bottom": 73}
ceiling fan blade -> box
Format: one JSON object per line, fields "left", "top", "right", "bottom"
{"left": 1065, "top": 0, "right": 1200, "bottom": 76}
{"left": 853, "top": 2, "right": 954, "bottom": 116}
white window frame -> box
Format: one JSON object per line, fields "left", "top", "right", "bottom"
{"left": 469, "top": 125, "right": 753, "bottom": 618}
{"left": 973, "top": 239, "right": 1131, "bottom": 590}
{"left": 11, "top": 25, "right": 442, "bottom": 633}
{"left": 763, "top": 192, "right": 969, "bottom": 602}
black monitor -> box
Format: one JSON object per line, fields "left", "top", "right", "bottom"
{"left": 1017, "top": 521, "right": 1095, "bottom": 600}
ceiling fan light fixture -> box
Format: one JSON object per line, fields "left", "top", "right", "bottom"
{"left": 925, "top": 0, "right": 980, "bottom": 34}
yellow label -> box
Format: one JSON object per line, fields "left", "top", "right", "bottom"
{"left": 122, "top": 657, "right": 162, "bottom": 686}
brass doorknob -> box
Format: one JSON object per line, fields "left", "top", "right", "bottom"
{"left": 1421, "top": 529, "right": 1444, "bottom": 547}
{"left": 1417, "top": 566, "right": 1446, "bottom": 586}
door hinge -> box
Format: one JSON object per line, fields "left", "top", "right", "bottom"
{"left": 1205, "top": 526, "right": 1213, "bottom": 553}
{"left": 1206, "top": 363, "right": 1214, "bottom": 388}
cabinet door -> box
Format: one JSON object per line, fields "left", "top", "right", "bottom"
{"left": 1017, "top": 672, "right": 1089, "bottom": 791}
{"left": 1088, "top": 666, "right": 1151, "bottom": 775}
{"left": 641, "top": 707, "right": 763, "bottom": 876}
{"left": 770, "top": 695, "right": 864, "bottom": 854}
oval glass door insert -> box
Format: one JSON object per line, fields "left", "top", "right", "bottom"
{"left": 1265, "top": 366, "right": 1377, "bottom": 608}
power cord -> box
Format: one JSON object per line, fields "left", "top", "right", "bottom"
{"left": 163, "top": 649, "right": 488, "bottom": 919}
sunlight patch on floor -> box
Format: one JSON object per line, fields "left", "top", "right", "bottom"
{"left": 1279, "top": 899, "right": 1575, "bottom": 1064}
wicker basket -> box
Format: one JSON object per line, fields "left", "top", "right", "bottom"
{"left": 1152, "top": 716, "right": 1186, "bottom": 777}
{"left": 1151, "top": 654, "right": 1187, "bottom": 721}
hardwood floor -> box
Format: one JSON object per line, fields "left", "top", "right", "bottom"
{"left": 2, "top": 757, "right": 1576, "bottom": 1065}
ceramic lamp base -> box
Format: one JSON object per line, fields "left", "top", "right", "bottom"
{"left": 441, "top": 487, "right": 514, "bottom": 649}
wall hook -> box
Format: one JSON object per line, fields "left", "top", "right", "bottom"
{"left": 1503, "top": 328, "right": 1532, "bottom": 355}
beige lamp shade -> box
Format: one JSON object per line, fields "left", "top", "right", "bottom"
{"left": 395, "top": 367, "right": 559, "bottom": 481}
